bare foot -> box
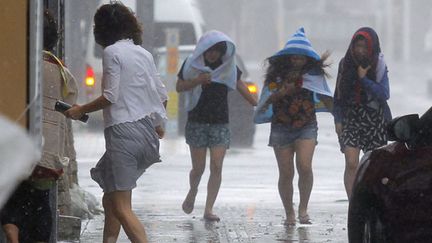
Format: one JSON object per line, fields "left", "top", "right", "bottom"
{"left": 182, "top": 189, "right": 197, "bottom": 214}
{"left": 203, "top": 213, "right": 220, "bottom": 222}
{"left": 284, "top": 207, "right": 296, "bottom": 226}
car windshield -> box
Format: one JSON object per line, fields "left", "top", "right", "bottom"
{"left": 417, "top": 107, "right": 432, "bottom": 146}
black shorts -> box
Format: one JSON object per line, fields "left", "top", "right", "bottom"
{"left": 0, "top": 181, "right": 52, "bottom": 242}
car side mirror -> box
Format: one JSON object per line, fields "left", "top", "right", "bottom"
{"left": 387, "top": 114, "right": 419, "bottom": 142}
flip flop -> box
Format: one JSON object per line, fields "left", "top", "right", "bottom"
{"left": 203, "top": 213, "right": 220, "bottom": 222}
{"left": 298, "top": 214, "right": 312, "bottom": 224}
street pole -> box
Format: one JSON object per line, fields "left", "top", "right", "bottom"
{"left": 136, "top": 0, "right": 154, "bottom": 54}
{"left": 385, "top": 0, "right": 394, "bottom": 60}
{"left": 276, "top": 0, "right": 285, "bottom": 49}
{"left": 402, "top": 0, "right": 411, "bottom": 62}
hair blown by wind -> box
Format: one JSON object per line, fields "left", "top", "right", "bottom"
{"left": 265, "top": 51, "right": 332, "bottom": 84}
{"left": 93, "top": 3, "right": 142, "bottom": 47}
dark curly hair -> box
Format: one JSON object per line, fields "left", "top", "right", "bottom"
{"left": 264, "top": 52, "right": 331, "bottom": 84}
{"left": 93, "top": 3, "right": 142, "bottom": 48}
{"left": 43, "top": 9, "right": 58, "bottom": 51}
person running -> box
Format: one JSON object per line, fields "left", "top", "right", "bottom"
{"left": 333, "top": 27, "right": 391, "bottom": 199}
{"left": 261, "top": 27, "right": 333, "bottom": 226}
{"left": 65, "top": 3, "right": 167, "bottom": 243}
{"left": 176, "top": 30, "right": 257, "bottom": 222}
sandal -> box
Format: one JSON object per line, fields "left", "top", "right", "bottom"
{"left": 298, "top": 214, "right": 312, "bottom": 224}
{"left": 182, "top": 190, "right": 197, "bottom": 214}
{"left": 203, "top": 213, "right": 220, "bottom": 222}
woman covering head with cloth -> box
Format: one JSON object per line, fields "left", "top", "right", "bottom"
{"left": 176, "top": 30, "right": 257, "bottom": 222}
{"left": 333, "top": 27, "right": 391, "bottom": 199}
{"left": 262, "top": 27, "right": 333, "bottom": 226}
{"left": 65, "top": 3, "right": 168, "bottom": 242}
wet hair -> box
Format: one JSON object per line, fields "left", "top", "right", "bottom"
{"left": 264, "top": 52, "right": 330, "bottom": 84}
{"left": 204, "top": 41, "right": 227, "bottom": 56}
{"left": 43, "top": 9, "right": 58, "bottom": 51}
{"left": 93, "top": 3, "right": 142, "bottom": 47}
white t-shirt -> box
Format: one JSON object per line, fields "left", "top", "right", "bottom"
{"left": 102, "top": 39, "right": 168, "bottom": 128}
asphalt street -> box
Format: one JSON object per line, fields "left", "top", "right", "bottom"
{"left": 76, "top": 112, "right": 350, "bottom": 242}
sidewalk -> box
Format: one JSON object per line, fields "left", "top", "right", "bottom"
{"left": 79, "top": 201, "right": 349, "bottom": 242}
{"left": 81, "top": 197, "right": 347, "bottom": 243}
{"left": 75, "top": 122, "right": 349, "bottom": 243}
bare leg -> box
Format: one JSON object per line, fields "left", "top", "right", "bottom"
{"left": 2, "top": 224, "right": 19, "bottom": 243}
{"left": 103, "top": 191, "right": 147, "bottom": 243}
{"left": 102, "top": 194, "right": 121, "bottom": 243}
{"left": 344, "top": 146, "right": 361, "bottom": 199}
{"left": 295, "top": 139, "right": 316, "bottom": 223}
{"left": 203, "top": 146, "right": 226, "bottom": 221}
{"left": 182, "top": 146, "right": 207, "bottom": 214}
{"left": 274, "top": 146, "right": 296, "bottom": 225}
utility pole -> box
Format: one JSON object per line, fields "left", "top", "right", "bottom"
{"left": 276, "top": 0, "right": 285, "bottom": 49}
{"left": 385, "top": 0, "right": 394, "bottom": 60}
{"left": 402, "top": 0, "right": 411, "bottom": 62}
{"left": 136, "top": 0, "right": 155, "bottom": 54}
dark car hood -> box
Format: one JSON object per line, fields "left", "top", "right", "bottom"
{"left": 355, "top": 142, "right": 432, "bottom": 241}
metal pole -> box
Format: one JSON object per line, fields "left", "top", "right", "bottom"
{"left": 385, "top": 0, "right": 394, "bottom": 60}
{"left": 276, "top": 0, "right": 285, "bottom": 49}
{"left": 136, "top": 0, "right": 154, "bottom": 54}
{"left": 403, "top": 0, "right": 411, "bottom": 62}
{"left": 43, "top": 1, "right": 60, "bottom": 242}
{"left": 29, "top": 0, "right": 44, "bottom": 150}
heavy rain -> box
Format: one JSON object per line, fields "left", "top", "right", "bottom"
{"left": 1, "top": 0, "right": 432, "bottom": 242}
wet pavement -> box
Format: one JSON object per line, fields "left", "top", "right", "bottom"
{"left": 75, "top": 113, "right": 350, "bottom": 243}
{"left": 80, "top": 202, "right": 349, "bottom": 242}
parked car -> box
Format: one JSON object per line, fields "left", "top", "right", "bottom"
{"left": 348, "top": 106, "right": 432, "bottom": 243}
{"left": 154, "top": 45, "right": 259, "bottom": 147}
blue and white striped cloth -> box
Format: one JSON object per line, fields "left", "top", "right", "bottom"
{"left": 272, "top": 27, "right": 320, "bottom": 61}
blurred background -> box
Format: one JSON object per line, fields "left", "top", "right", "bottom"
{"left": 2, "top": 1, "right": 432, "bottom": 241}
{"left": 65, "top": 0, "right": 432, "bottom": 133}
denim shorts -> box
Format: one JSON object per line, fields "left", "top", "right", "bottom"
{"left": 185, "top": 122, "right": 230, "bottom": 148}
{"left": 268, "top": 122, "right": 318, "bottom": 148}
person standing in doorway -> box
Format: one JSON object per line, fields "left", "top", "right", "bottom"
{"left": 176, "top": 30, "right": 257, "bottom": 222}
{"left": 65, "top": 3, "right": 168, "bottom": 243}
{"left": 262, "top": 27, "right": 333, "bottom": 226}
{"left": 333, "top": 27, "right": 391, "bottom": 199}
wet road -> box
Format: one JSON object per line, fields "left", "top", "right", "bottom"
{"left": 76, "top": 112, "right": 350, "bottom": 242}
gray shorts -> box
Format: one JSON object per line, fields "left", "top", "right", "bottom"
{"left": 91, "top": 117, "right": 161, "bottom": 193}
{"left": 185, "top": 122, "right": 230, "bottom": 148}
{"left": 268, "top": 122, "right": 318, "bottom": 148}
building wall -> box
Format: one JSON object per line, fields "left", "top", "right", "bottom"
{"left": 0, "top": 1, "right": 28, "bottom": 127}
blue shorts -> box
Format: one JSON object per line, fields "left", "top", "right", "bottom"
{"left": 185, "top": 122, "right": 230, "bottom": 148}
{"left": 269, "top": 122, "right": 318, "bottom": 148}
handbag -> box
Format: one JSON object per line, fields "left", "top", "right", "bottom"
{"left": 253, "top": 84, "right": 273, "bottom": 124}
